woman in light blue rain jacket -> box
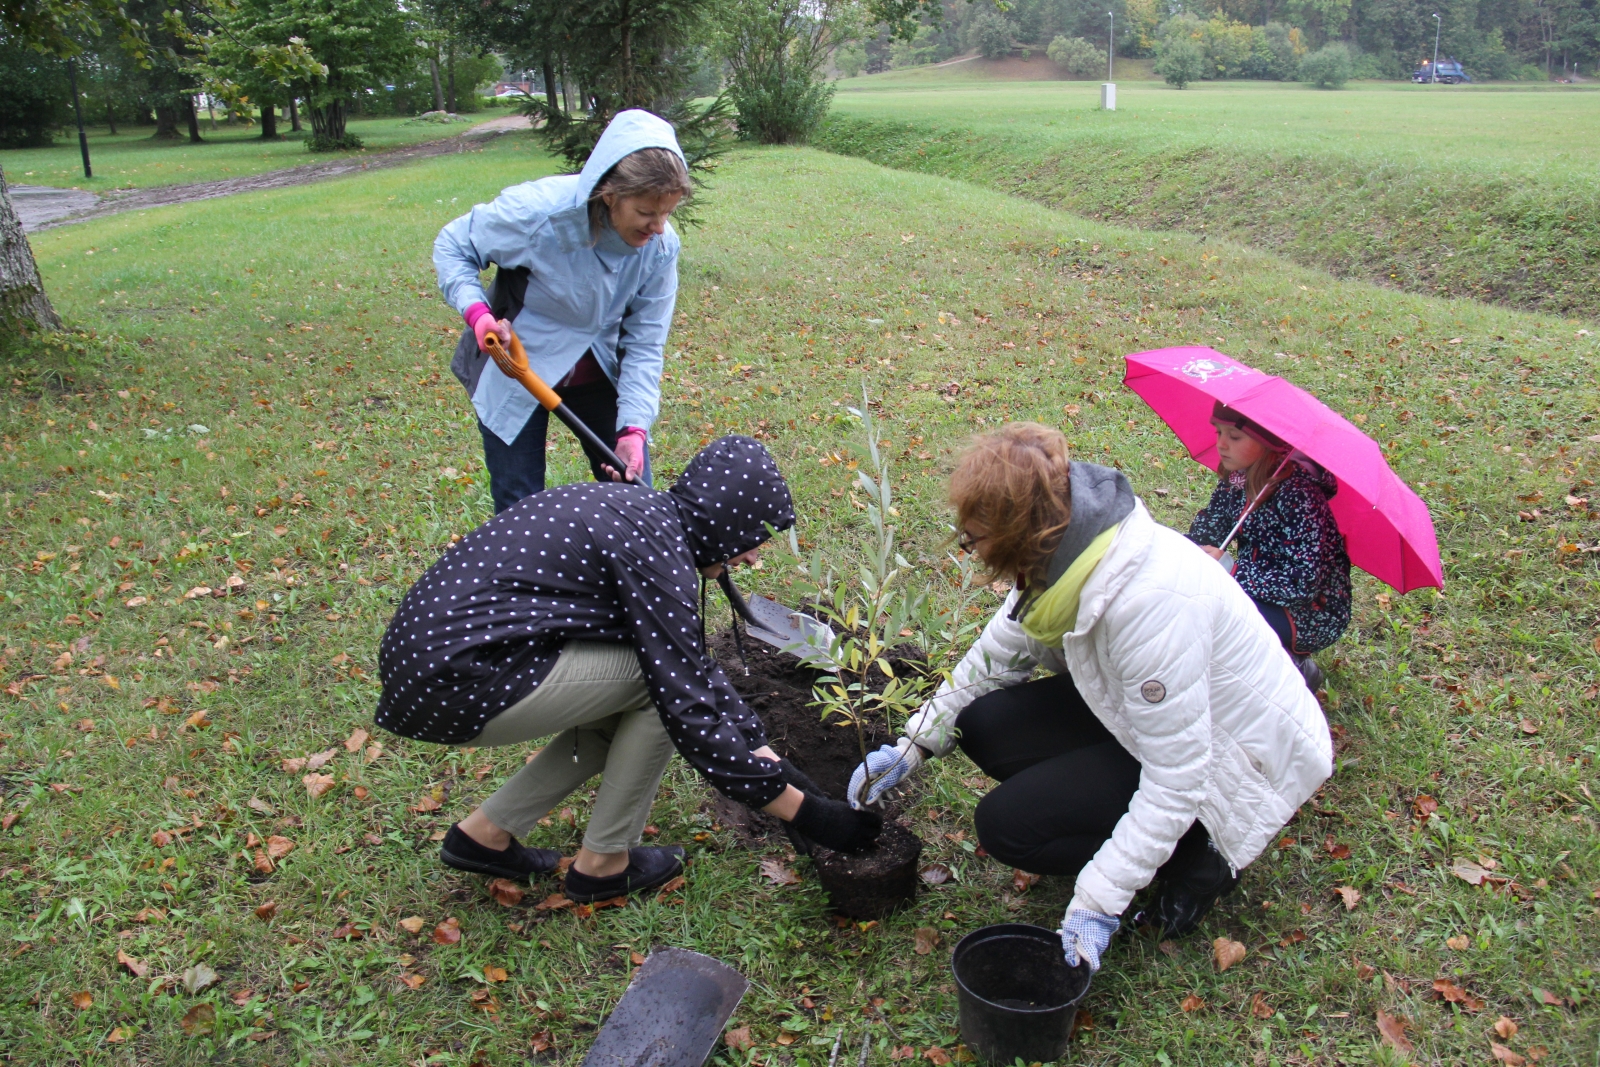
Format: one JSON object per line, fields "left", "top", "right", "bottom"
{"left": 434, "top": 109, "right": 690, "bottom": 512}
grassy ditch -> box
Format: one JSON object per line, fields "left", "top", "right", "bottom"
{"left": 1, "top": 135, "right": 1597, "bottom": 1065}
{"left": 817, "top": 82, "right": 1600, "bottom": 319}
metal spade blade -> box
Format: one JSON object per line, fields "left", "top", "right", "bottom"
{"left": 580, "top": 949, "right": 748, "bottom": 1067}
{"left": 739, "top": 592, "right": 840, "bottom": 670}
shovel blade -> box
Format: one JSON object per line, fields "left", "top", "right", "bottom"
{"left": 581, "top": 949, "right": 748, "bottom": 1067}
{"left": 741, "top": 594, "right": 840, "bottom": 670}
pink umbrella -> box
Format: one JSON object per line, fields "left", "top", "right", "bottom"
{"left": 1123, "top": 345, "right": 1443, "bottom": 593}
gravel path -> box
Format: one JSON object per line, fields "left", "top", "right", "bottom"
{"left": 17, "top": 115, "right": 531, "bottom": 233}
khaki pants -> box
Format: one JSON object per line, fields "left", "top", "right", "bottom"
{"left": 471, "top": 641, "right": 673, "bottom": 854}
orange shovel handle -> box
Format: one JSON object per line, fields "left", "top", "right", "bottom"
{"left": 483, "top": 331, "right": 562, "bottom": 411}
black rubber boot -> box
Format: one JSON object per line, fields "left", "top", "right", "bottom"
{"left": 1146, "top": 824, "right": 1239, "bottom": 937}
{"left": 1293, "top": 654, "right": 1325, "bottom": 693}
{"left": 439, "top": 823, "right": 562, "bottom": 881}
{"left": 563, "top": 845, "right": 686, "bottom": 902}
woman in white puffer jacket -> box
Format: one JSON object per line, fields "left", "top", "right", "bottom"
{"left": 848, "top": 423, "right": 1333, "bottom": 974}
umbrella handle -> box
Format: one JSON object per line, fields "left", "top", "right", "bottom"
{"left": 1218, "top": 453, "right": 1296, "bottom": 551}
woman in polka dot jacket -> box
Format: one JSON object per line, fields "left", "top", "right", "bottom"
{"left": 376, "top": 436, "right": 881, "bottom": 901}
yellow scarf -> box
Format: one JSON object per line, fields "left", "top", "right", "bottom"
{"left": 1019, "top": 523, "right": 1121, "bottom": 645}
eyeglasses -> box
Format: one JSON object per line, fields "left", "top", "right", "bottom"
{"left": 958, "top": 529, "right": 982, "bottom": 555}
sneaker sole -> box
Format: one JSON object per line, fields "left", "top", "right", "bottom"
{"left": 563, "top": 853, "right": 685, "bottom": 902}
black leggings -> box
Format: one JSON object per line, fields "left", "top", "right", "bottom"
{"left": 958, "top": 674, "right": 1211, "bottom": 880}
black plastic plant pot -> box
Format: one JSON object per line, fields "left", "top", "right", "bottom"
{"left": 951, "top": 923, "right": 1091, "bottom": 1065}
{"left": 810, "top": 822, "right": 923, "bottom": 919}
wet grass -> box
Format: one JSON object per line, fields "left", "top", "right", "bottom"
{"left": 1, "top": 132, "right": 1597, "bottom": 1066}
{"left": 1, "top": 115, "right": 503, "bottom": 192}
{"left": 817, "top": 80, "right": 1600, "bottom": 318}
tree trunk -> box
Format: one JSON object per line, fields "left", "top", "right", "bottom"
{"left": 429, "top": 56, "right": 446, "bottom": 111}
{"left": 154, "top": 104, "right": 181, "bottom": 139}
{"left": 543, "top": 53, "right": 559, "bottom": 113}
{"left": 105, "top": 97, "right": 117, "bottom": 136}
{"left": 184, "top": 96, "right": 202, "bottom": 142}
{"left": 309, "top": 99, "right": 347, "bottom": 147}
{"left": 0, "top": 166, "right": 63, "bottom": 332}
{"left": 261, "top": 103, "right": 278, "bottom": 139}
{"left": 289, "top": 98, "right": 302, "bottom": 131}
{"left": 446, "top": 42, "right": 457, "bottom": 112}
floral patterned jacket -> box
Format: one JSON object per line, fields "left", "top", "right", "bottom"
{"left": 1187, "top": 464, "right": 1352, "bottom": 653}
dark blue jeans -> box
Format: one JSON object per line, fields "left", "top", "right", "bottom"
{"left": 477, "top": 377, "right": 652, "bottom": 514}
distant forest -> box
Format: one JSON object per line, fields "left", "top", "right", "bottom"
{"left": 844, "top": 0, "right": 1597, "bottom": 80}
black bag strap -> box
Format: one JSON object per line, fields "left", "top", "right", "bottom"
{"left": 487, "top": 265, "right": 531, "bottom": 323}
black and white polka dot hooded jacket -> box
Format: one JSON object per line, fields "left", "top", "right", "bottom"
{"left": 374, "top": 436, "right": 796, "bottom": 806}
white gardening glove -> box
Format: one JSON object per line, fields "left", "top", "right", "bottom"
{"left": 1060, "top": 908, "right": 1119, "bottom": 973}
{"left": 846, "top": 738, "right": 924, "bottom": 810}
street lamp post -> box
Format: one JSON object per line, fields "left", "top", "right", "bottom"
{"left": 1102, "top": 10, "right": 1117, "bottom": 110}
{"left": 67, "top": 57, "right": 91, "bottom": 179}
{"left": 1431, "top": 13, "right": 1441, "bottom": 83}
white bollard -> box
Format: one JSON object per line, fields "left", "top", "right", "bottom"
{"left": 1101, "top": 83, "right": 1117, "bottom": 110}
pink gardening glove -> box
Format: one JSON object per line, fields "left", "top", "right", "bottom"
{"left": 606, "top": 428, "right": 647, "bottom": 482}
{"left": 466, "top": 303, "right": 511, "bottom": 352}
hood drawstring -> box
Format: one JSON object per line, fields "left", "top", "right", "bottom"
{"left": 715, "top": 572, "right": 750, "bottom": 676}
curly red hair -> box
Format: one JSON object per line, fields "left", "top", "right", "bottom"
{"left": 948, "top": 422, "right": 1072, "bottom": 585}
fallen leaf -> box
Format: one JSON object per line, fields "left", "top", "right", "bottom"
{"left": 1180, "top": 994, "right": 1205, "bottom": 1012}
{"left": 71, "top": 991, "right": 93, "bottom": 1010}
{"left": 399, "top": 972, "right": 426, "bottom": 989}
{"left": 410, "top": 794, "right": 442, "bottom": 813}
{"left": 1453, "top": 860, "right": 1493, "bottom": 886}
{"left": 1492, "top": 1043, "right": 1526, "bottom": 1066}
{"left": 183, "top": 962, "right": 219, "bottom": 994}
{"left": 151, "top": 830, "right": 173, "bottom": 847}
{"left": 1518, "top": 718, "right": 1539, "bottom": 736}
{"left": 343, "top": 728, "right": 369, "bottom": 752}
{"left": 1356, "top": 961, "right": 1377, "bottom": 980}
{"left": 776, "top": 1032, "right": 796, "bottom": 1046}
{"left": 124, "top": 596, "right": 147, "bottom": 608}
{"left": 1535, "top": 988, "right": 1564, "bottom": 1007}
{"left": 180, "top": 1003, "right": 216, "bottom": 1036}
{"left": 304, "top": 748, "right": 339, "bottom": 771}
{"left": 432, "top": 917, "right": 462, "bottom": 944}
{"left": 591, "top": 895, "right": 628, "bottom": 911}
{"left": 265, "top": 836, "right": 295, "bottom": 860}
{"left": 1011, "top": 869, "right": 1041, "bottom": 893}
{"left": 483, "top": 965, "right": 508, "bottom": 983}
{"left": 183, "top": 710, "right": 211, "bottom": 730}
{"left": 133, "top": 907, "right": 166, "bottom": 923}
{"left": 630, "top": 951, "right": 646, "bottom": 966}
{"left": 1213, "top": 937, "right": 1246, "bottom": 972}
{"left": 924, "top": 1049, "right": 952, "bottom": 1065}
{"left": 1250, "top": 992, "right": 1274, "bottom": 1019}
{"left": 280, "top": 757, "right": 307, "bottom": 773}
{"left": 529, "top": 1030, "right": 553, "bottom": 1053}
{"left": 254, "top": 901, "right": 277, "bottom": 921}
{"left": 253, "top": 849, "right": 274, "bottom": 874}
{"left": 889, "top": 1047, "right": 916, "bottom": 1061}
{"left": 329, "top": 923, "right": 363, "bottom": 940}
{"left": 534, "top": 893, "right": 574, "bottom": 911}
{"left": 302, "top": 773, "right": 335, "bottom": 798}
{"left": 231, "top": 989, "right": 254, "bottom": 1007}
{"left": 913, "top": 927, "right": 940, "bottom": 955}
{"left": 759, "top": 857, "right": 801, "bottom": 886}
{"left": 247, "top": 797, "right": 275, "bottom": 815}
{"left": 1158, "top": 940, "right": 1180, "bottom": 957}
{"left": 106, "top": 1025, "right": 131, "bottom": 1042}
{"left": 183, "top": 586, "right": 212, "bottom": 600}
{"left": 398, "top": 916, "right": 426, "bottom": 934}
{"left": 116, "top": 949, "right": 148, "bottom": 977}
{"left": 1494, "top": 1016, "right": 1519, "bottom": 1040}
{"left": 1434, "top": 978, "right": 1486, "bottom": 1013}
{"left": 724, "top": 1026, "right": 753, "bottom": 1051}
{"left": 1447, "top": 934, "right": 1470, "bottom": 951}
{"left": 487, "top": 878, "right": 524, "bottom": 906}
{"left": 1324, "top": 836, "right": 1351, "bottom": 860}
{"left": 1334, "top": 885, "right": 1362, "bottom": 910}
{"left": 656, "top": 874, "right": 686, "bottom": 896}
{"left": 1376, "top": 1010, "right": 1412, "bottom": 1053}
{"left": 919, "top": 863, "right": 953, "bottom": 885}
{"left": 1413, "top": 794, "right": 1439, "bottom": 822}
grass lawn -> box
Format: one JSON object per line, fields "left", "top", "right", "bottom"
{"left": 832, "top": 76, "right": 1600, "bottom": 175}
{"left": 0, "top": 115, "right": 505, "bottom": 192}
{"left": 817, "top": 78, "right": 1600, "bottom": 319}
{"left": 2, "top": 131, "right": 1598, "bottom": 1066}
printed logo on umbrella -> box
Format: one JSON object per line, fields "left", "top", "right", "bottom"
{"left": 1180, "top": 358, "right": 1252, "bottom": 383}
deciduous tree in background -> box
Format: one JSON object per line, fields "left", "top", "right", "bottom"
{"left": 723, "top": 0, "right": 853, "bottom": 143}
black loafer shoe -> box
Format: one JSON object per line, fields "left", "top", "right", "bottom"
{"left": 563, "top": 845, "right": 686, "bottom": 902}
{"left": 439, "top": 823, "right": 562, "bottom": 881}
{"left": 1293, "top": 654, "right": 1325, "bottom": 693}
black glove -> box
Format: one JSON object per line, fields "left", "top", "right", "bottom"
{"left": 775, "top": 758, "right": 824, "bottom": 856}
{"left": 789, "top": 793, "right": 882, "bottom": 854}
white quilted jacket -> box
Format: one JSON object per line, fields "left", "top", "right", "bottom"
{"left": 906, "top": 501, "right": 1333, "bottom": 918}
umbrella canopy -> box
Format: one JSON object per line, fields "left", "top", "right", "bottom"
{"left": 1123, "top": 346, "right": 1443, "bottom": 593}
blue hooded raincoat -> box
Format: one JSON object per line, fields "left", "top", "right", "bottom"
{"left": 433, "top": 110, "right": 682, "bottom": 445}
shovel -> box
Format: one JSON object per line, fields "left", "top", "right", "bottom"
{"left": 485, "top": 328, "right": 838, "bottom": 668}
{"left": 482, "top": 330, "right": 637, "bottom": 484}
{"left": 581, "top": 948, "right": 748, "bottom": 1067}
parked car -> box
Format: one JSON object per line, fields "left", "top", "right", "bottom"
{"left": 1413, "top": 59, "right": 1472, "bottom": 83}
